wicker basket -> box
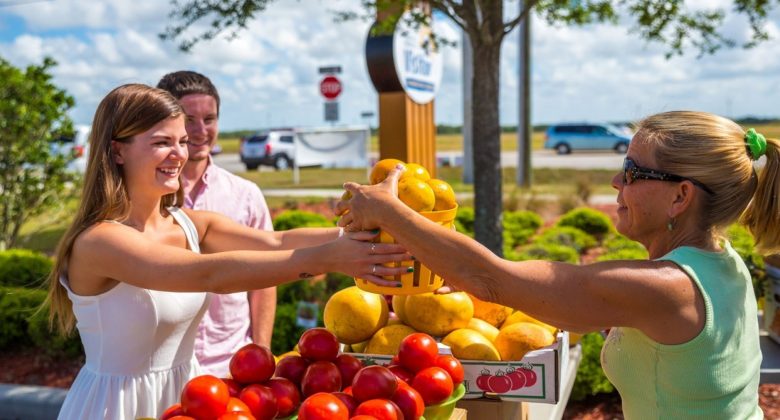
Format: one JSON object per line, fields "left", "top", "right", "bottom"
{"left": 355, "top": 205, "right": 457, "bottom": 295}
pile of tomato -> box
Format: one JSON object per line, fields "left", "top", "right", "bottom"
{"left": 158, "top": 328, "right": 463, "bottom": 420}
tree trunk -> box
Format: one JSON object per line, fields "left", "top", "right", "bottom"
{"left": 470, "top": 40, "right": 504, "bottom": 256}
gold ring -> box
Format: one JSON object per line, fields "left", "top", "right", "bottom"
{"left": 370, "top": 243, "right": 376, "bottom": 253}
{"left": 371, "top": 265, "right": 377, "bottom": 275}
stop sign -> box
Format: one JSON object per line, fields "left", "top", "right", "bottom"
{"left": 320, "top": 75, "right": 342, "bottom": 100}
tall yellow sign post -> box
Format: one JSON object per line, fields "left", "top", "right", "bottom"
{"left": 365, "top": 6, "right": 442, "bottom": 176}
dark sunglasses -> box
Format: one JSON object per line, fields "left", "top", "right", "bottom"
{"left": 622, "top": 158, "right": 714, "bottom": 195}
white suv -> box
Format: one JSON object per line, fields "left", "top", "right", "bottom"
{"left": 239, "top": 129, "right": 296, "bottom": 170}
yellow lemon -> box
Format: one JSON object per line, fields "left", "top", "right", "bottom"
{"left": 402, "top": 163, "right": 431, "bottom": 181}
{"left": 426, "top": 178, "right": 457, "bottom": 211}
{"left": 466, "top": 317, "right": 500, "bottom": 343}
{"left": 502, "top": 310, "right": 558, "bottom": 335}
{"left": 351, "top": 340, "right": 369, "bottom": 353}
{"left": 404, "top": 292, "right": 473, "bottom": 337}
{"left": 370, "top": 158, "right": 406, "bottom": 184}
{"left": 494, "top": 322, "right": 555, "bottom": 361}
{"left": 469, "top": 294, "right": 514, "bottom": 328}
{"left": 442, "top": 328, "right": 501, "bottom": 361}
{"left": 324, "top": 286, "right": 389, "bottom": 344}
{"left": 365, "top": 324, "right": 417, "bottom": 355}
{"left": 392, "top": 295, "right": 408, "bottom": 324}
{"left": 398, "top": 177, "right": 435, "bottom": 212}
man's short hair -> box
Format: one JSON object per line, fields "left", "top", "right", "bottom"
{"left": 157, "top": 70, "right": 220, "bottom": 114}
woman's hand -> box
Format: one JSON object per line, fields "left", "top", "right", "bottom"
{"left": 336, "top": 166, "right": 403, "bottom": 232}
{"left": 324, "top": 230, "right": 412, "bottom": 287}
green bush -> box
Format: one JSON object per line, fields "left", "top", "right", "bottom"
{"left": 0, "top": 249, "right": 53, "bottom": 288}
{"left": 571, "top": 332, "right": 615, "bottom": 401}
{"left": 273, "top": 210, "right": 334, "bottom": 231}
{"left": 503, "top": 210, "right": 543, "bottom": 248}
{"left": 602, "top": 234, "right": 646, "bottom": 254}
{"left": 0, "top": 286, "right": 46, "bottom": 350}
{"left": 727, "top": 224, "right": 766, "bottom": 299}
{"left": 516, "top": 242, "right": 579, "bottom": 264}
{"left": 556, "top": 208, "right": 613, "bottom": 237}
{"left": 536, "top": 226, "right": 597, "bottom": 253}
{"left": 271, "top": 302, "right": 307, "bottom": 355}
{"left": 455, "top": 206, "right": 474, "bottom": 237}
{"left": 27, "top": 304, "right": 83, "bottom": 357}
{"left": 596, "top": 248, "right": 649, "bottom": 261}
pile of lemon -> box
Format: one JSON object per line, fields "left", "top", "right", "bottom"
{"left": 323, "top": 286, "right": 558, "bottom": 362}
{"left": 367, "top": 158, "right": 456, "bottom": 212}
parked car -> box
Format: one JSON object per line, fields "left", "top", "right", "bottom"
{"left": 239, "top": 129, "right": 296, "bottom": 170}
{"left": 544, "top": 123, "right": 632, "bottom": 155}
{"left": 50, "top": 124, "right": 91, "bottom": 173}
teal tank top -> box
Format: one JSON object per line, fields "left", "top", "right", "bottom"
{"left": 601, "top": 242, "right": 762, "bottom": 419}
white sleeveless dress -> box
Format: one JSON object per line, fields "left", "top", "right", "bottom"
{"left": 57, "top": 208, "right": 210, "bottom": 420}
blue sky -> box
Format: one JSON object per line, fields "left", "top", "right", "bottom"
{"left": 1, "top": 0, "right": 778, "bottom": 131}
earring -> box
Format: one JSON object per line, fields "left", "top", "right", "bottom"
{"left": 667, "top": 218, "right": 676, "bottom": 231}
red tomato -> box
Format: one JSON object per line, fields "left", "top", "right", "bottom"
{"left": 342, "top": 385, "right": 353, "bottom": 396}
{"left": 434, "top": 355, "right": 464, "bottom": 387}
{"left": 350, "top": 416, "right": 379, "bottom": 420}
{"left": 301, "top": 360, "right": 342, "bottom": 397}
{"left": 217, "top": 412, "right": 256, "bottom": 420}
{"left": 335, "top": 354, "right": 364, "bottom": 387}
{"left": 298, "top": 328, "right": 340, "bottom": 362}
{"left": 475, "top": 369, "right": 492, "bottom": 392}
{"left": 225, "top": 397, "right": 251, "bottom": 413}
{"left": 239, "top": 384, "right": 278, "bottom": 420}
{"left": 230, "top": 343, "right": 276, "bottom": 384}
{"left": 181, "top": 375, "right": 230, "bottom": 419}
{"left": 222, "top": 378, "right": 244, "bottom": 398}
{"left": 397, "top": 333, "right": 438, "bottom": 373}
{"left": 332, "top": 391, "right": 358, "bottom": 415}
{"left": 411, "top": 367, "right": 453, "bottom": 405}
{"left": 487, "top": 373, "right": 512, "bottom": 394}
{"left": 274, "top": 354, "right": 309, "bottom": 386}
{"left": 506, "top": 368, "right": 526, "bottom": 390}
{"left": 351, "top": 365, "right": 398, "bottom": 402}
{"left": 160, "top": 403, "right": 184, "bottom": 420}
{"left": 520, "top": 367, "right": 537, "bottom": 387}
{"left": 387, "top": 365, "right": 414, "bottom": 384}
{"left": 266, "top": 377, "right": 301, "bottom": 418}
{"left": 298, "top": 392, "right": 350, "bottom": 420}
{"left": 391, "top": 383, "right": 425, "bottom": 420}
{"left": 354, "top": 399, "right": 403, "bottom": 420}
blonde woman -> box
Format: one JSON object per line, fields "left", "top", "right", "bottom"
{"left": 50, "top": 84, "right": 410, "bottom": 419}
{"left": 338, "top": 111, "right": 778, "bottom": 418}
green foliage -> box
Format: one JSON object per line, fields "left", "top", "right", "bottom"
{"left": 455, "top": 206, "right": 474, "bottom": 237}
{"left": 597, "top": 234, "right": 649, "bottom": 261}
{"left": 556, "top": 208, "right": 613, "bottom": 237}
{"left": 571, "top": 333, "right": 615, "bottom": 401}
{"left": 726, "top": 224, "right": 766, "bottom": 299}
{"left": 503, "top": 210, "right": 543, "bottom": 248}
{"left": 516, "top": 242, "right": 579, "bottom": 264}
{"left": 271, "top": 302, "right": 306, "bottom": 355}
{"left": 536, "top": 226, "right": 597, "bottom": 253}
{"left": 0, "top": 57, "right": 76, "bottom": 250}
{"left": 272, "top": 210, "right": 335, "bottom": 231}
{"left": 0, "top": 249, "right": 52, "bottom": 288}
{"left": 27, "top": 302, "right": 83, "bottom": 357}
{"left": 0, "top": 286, "right": 45, "bottom": 349}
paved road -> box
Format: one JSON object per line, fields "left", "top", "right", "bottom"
{"left": 214, "top": 150, "right": 625, "bottom": 173}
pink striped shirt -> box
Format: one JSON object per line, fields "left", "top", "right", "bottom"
{"left": 184, "top": 159, "right": 273, "bottom": 377}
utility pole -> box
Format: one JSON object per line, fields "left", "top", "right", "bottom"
{"left": 516, "top": 1, "right": 532, "bottom": 187}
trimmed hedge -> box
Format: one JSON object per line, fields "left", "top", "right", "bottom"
{"left": 571, "top": 332, "right": 615, "bottom": 400}
{"left": 503, "top": 210, "right": 543, "bottom": 248}
{"left": 516, "top": 242, "right": 579, "bottom": 264}
{"left": 455, "top": 206, "right": 474, "bottom": 237}
{"left": 556, "top": 208, "right": 613, "bottom": 237}
{"left": 536, "top": 226, "right": 597, "bottom": 253}
{"left": 0, "top": 249, "right": 52, "bottom": 288}
{"left": 272, "top": 210, "right": 335, "bottom": 231}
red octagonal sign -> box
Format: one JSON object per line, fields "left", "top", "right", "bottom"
{"left": 320, "top": 75, "right": 342, "bottom": 100}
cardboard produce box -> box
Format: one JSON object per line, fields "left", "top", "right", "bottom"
{"left": 350, "top": 331, "right": 568, "bottom": 405}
